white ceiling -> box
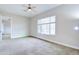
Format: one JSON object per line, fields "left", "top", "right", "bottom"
{"left": 0, "top": 4, "right": 61, "bottom": 17}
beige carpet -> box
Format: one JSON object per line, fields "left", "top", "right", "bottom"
{"left": 0, "top": 37, "right": 79, "bottom": 55}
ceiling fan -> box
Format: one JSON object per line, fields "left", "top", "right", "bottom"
{"left": 23, "top": 4, "right": 36, "bottom": 12}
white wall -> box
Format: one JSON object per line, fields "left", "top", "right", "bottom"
{"left": 11, "top": 16, "right": 29, "bottom": 38}
{"left": 30, "top": 4, "right": 79, "bottom": 49}
{"left": 0, "top": 11, "right": 29, "bottom": 38}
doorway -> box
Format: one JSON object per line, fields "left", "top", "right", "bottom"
{"left": 0, "top": 16, "right": 11, "bottom": 40}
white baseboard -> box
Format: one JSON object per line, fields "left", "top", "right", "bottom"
{"left": 31, "top": 36, "right": 79, "bottom": 50}
{"left": 11, "top": 36, "right": 29, "bottom": 39}
{"left": 11, "top": 35, "right": 79, "bottom": 50}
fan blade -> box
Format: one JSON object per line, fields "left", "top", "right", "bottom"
{"left": 32, "top": 6, "right": 36, "bottom": 8}
{"left": 24, "top": 9, "right": 28, "bottom": 12}
{"left": 22, "top": 4, "right": 28, "bottom": 7}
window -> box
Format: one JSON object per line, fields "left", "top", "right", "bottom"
{"left": 37, "top": 16, "right": 56, "bottom": 35}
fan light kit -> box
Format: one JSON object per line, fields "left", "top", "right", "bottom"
{"left": 23, "top": 4, "right": 36, "bottom": 12}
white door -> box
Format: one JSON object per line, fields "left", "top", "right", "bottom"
{"left": 2, "top": 18, "right": 11, "bottom": 40}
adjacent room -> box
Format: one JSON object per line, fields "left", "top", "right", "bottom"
{"left": 0, "top": 4, "right": 79, "bottom": 55}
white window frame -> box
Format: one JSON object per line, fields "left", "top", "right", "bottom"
{"left": 37, "top": 16, "right": 56, "bottom": 35}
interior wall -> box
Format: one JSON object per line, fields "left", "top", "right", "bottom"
{"left": 0, "top": 11, "right": 29, "bottom": 38}
{"left": 11, "top": 16, "right": 29, "bottom": 38}
{"left": 30, "top": 4, "right": 79, "bottom": 49}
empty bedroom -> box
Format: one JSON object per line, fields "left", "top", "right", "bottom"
{"left": 0, "top": 4, "right": 79, "bottom": 55}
